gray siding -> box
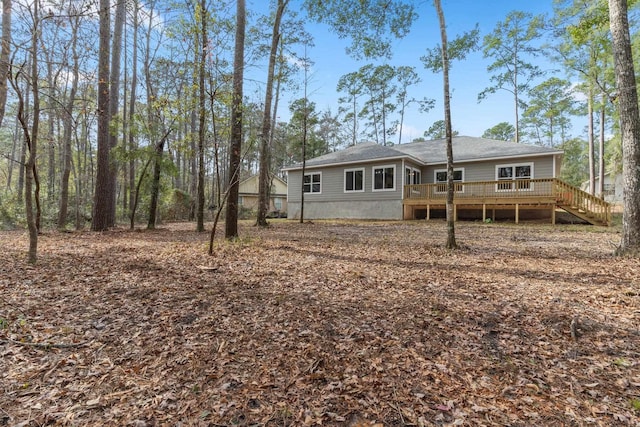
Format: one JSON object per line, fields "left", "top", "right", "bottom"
{"left": 284, "top": 154, "right": 560, "bottom": 220}
{"left": 287, "top": 160, "right": 405, "bottom": 203}
{"left": 422, "top": 155, "right": 557, "bottom": 183}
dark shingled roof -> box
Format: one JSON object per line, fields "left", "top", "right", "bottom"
{"left": 284, "top": 136, "right": 562, "bottom": 170}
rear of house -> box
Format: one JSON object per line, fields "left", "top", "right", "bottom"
{"left": 285, "top": 137, "right": 564, "bottom": 221}
{"left": 286, "top": 158, "right": 407, "bottom": 220}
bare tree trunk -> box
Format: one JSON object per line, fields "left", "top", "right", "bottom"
{"left": 299, "top": 46, "right": 310, "bottom": 224}
{"left": 257, "top": 0, "right": 288, "bottom": 227}
{"left": 11, "top": 72, "right": 37, "bottom": 262}
{"left": 92, "top": 0, "right": 112, "bottom": 231}
{"left": 46, "top": 59, "right": 55, "bottom": 202}
{"left": 122, "top": 18, "right": 128, "bottom": 213}
{"left": 225, "top": 0, "right": 245, "bottom": 240}
{"left": 107, "top": 0, "right": 126, "bottom": 226}
{"left": 0, "top": 0, "right": 10, "bottom": 128}
{"left": 130, "top": 156, "right": 152, "bottom": 229}
{"left": 598, "top": 96, "right": 606, "bottom": 198}
{"left": 17, "top": 64, "right": 30, "bottom": 204}
{"left": 188, "top": 112, "right": 197, "bottom": 220}
{"left": 514, "top": 67, "right": 520, "bottom": 143}
{"left": 128, "top": 0, "right": 139, "bottom": 219}
{"left": 6, "top": 116, "right": 18, "bottom": 190}
{"left": 207, "top": 83, "right": 222, "bottom": 209}
{"left": 188, "top": 24, "right": 199, "bottom": 222}
{"left": 147, "top": 131, "right": 170, "bottom": 229}
{"left": 434, "top": 0, "right": 457, "bottom": 250}
{"left": 588, "top": 92, "right": 595, "bottom": 195}
{"left": 10, "top": 0, "right": 41, "bottom": 262}
{"left": 58, "top": 15, "right": 80, "bottom": 229}
{"left": 196, "top": 0, "right": 207, "bottom": 232}
{"left": 609, "top": 0, "right": 640, "bottom": 255}
{"left": 30, "top": 7, "right": 41, "bottom": 234}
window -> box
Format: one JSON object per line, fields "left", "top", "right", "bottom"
{"left": 344, "top": 168, "right": 364, "bottom": 192}
{"left": 496, "top": 163, "right": 533, "bottom": 191}
{"left": 434, "top": 168, "right": 464, "bottom": 192}
{"left": 405, "top": 167, "right": 421, "bottom": 185}
{"left": 274, "top": 197, "right": 282, "bottom": 210}
{"left": 303, "top": 172, "right": 321, "bottom": 193}
{"left": 373, "top": 165, "right": 395, "bottom": 191}
{"left": 603, "top": 184, "right": 615, "bottom": 197}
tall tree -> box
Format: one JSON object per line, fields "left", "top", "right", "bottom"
{"left": 482, "top": 122, "right": 516, "bottom": 141}
{"left": 479, "top": 11, "right": 543, "bottom": 143}
{"left": 560, "top": 137, "right": 589, "bottom": 186}
{"left": 91, "top": 0, "right": 112, "bottom": 231}
{"left": 551, "top": 0, "right": 615, "bottom": 196}
{"left": 359, "top": 64, "right": 397, "bottom": 145}
{"left": 423, "top": 5, "right": 478, "bottom": 250}
{"left": 433, "top": 0, "right": 456, "bottom": 250}
{"left": 609, "top": 0, "right": 640, "bottom": 254}
{"left": 128, "top": 0, "right": 140, "bottom": 218}
{"left": 107, "top": 0, "right": 126, "bottom": 226}
{"left": 10, "top": 0, "right": 42, "bottom": 262}
{"left": 521, "top": 77, "right": 577, "bottom": 146}
{"left": 58, "top": 13, "right": 81, "bottom": 229}
{"left": 257, "top": 0, "right": 290, "bottom": 227}
{"left": 304, "top": 0, "right": 417, "bottom": 59}
{"left": 298, "top": 50, "right": 312, "bottom": 223}
{"left": 424, "top": 119, "right": 459, "bottom": 140}
{"left": 196, "top": 0, "right": 207, "bottom": 232}
{"left": 336, "top": 71, "right": 364, "bottom": 146}
{"left": 0, "top": 0, "right": 10, "bottom": 128}
{"left": 225, "top": 0, "right": 245, "bottom": 239}
{"left": 395, "top": 66, "right": 433, "bottom": 144}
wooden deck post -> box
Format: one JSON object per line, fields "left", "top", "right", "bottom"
{"left": 426, "top": 205, "right": 430, "bottom": 221}
{"left": 515, "top": 204, "right": 519, "bottom": 224}
{"left": 551, "top": 205, "right": 556, "bottom": 225}
{"left": 482, "top": 204, "right": 486, "bottom": 222}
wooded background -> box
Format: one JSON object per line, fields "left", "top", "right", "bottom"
{"left": 0, "top": 0, "right": 634, "bottom": 236}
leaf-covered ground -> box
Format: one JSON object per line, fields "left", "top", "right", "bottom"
{"left": 1, "top": 220, "right": 639, "bottom": 426}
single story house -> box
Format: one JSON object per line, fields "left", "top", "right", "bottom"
{"left": 580, "top": 172, "right": 623, "bottom": 204}
{"left": 238, "top": 175, "right": 288, "bottom": 215}
{"left": 283, "top": 136, "right": 611, "bottom": 225}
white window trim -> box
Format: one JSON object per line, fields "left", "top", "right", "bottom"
{"left": 433, "top": 167, "right": 465, "bottom": 193}
{"left": 274, "top": 197, "right": 282, "bottom": 210}
{"left": 372, "top": 164, "right": 396, "bottom": 192}
{"left": 344, "top": 167, "right": 365, "bottom": 193}
{"left": 405, "top": 166, "right": 421, "bottom": 186}
{"left": 303, "top": 171, "right": 322, "bottom": 194}
{"left": 495, "top": 162, "right": 534, "bottom": 192}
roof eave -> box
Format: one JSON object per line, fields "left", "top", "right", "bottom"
{"left": 282, "top": 154, "right": 425, "bottom": 171}
{"left": 424, "top": 150, "right": 564, "bottom": 166}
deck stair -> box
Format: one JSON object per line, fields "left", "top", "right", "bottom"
{"left": 553, "top": 179, "right": 611, "bottom": 226}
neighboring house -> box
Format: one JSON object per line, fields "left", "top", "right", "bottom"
{"left": 283, "top": 136, "right": 611, "bottom": 226}
{"left": 238, "top": 175, "right": 288, "bottom": 214}
{"left": 581, "top": 172, "right": 623, "bottom": 204}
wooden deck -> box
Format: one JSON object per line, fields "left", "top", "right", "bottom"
{"left": 403, "top": 178, "right": 611, "bottom": 226}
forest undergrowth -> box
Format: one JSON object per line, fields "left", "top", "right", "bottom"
{"left": 1, "top": 220, "right": 639, "bottom": 426}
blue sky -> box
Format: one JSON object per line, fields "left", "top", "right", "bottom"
{"left": 248, "top": 0, "right": 569, "bottom": 143}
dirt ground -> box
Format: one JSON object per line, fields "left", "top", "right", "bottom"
{"left": 1, "top": 220, "right": 639, "bottom": 426}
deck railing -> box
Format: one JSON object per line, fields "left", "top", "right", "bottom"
{"left": 404, "top": 178, "right": 558, "bottom": 201}
{"left": 404, "top": 178, "right": 611, "bottom": 225}
{"left": 552, "top": 179, "right": 611, "bottom": 225}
